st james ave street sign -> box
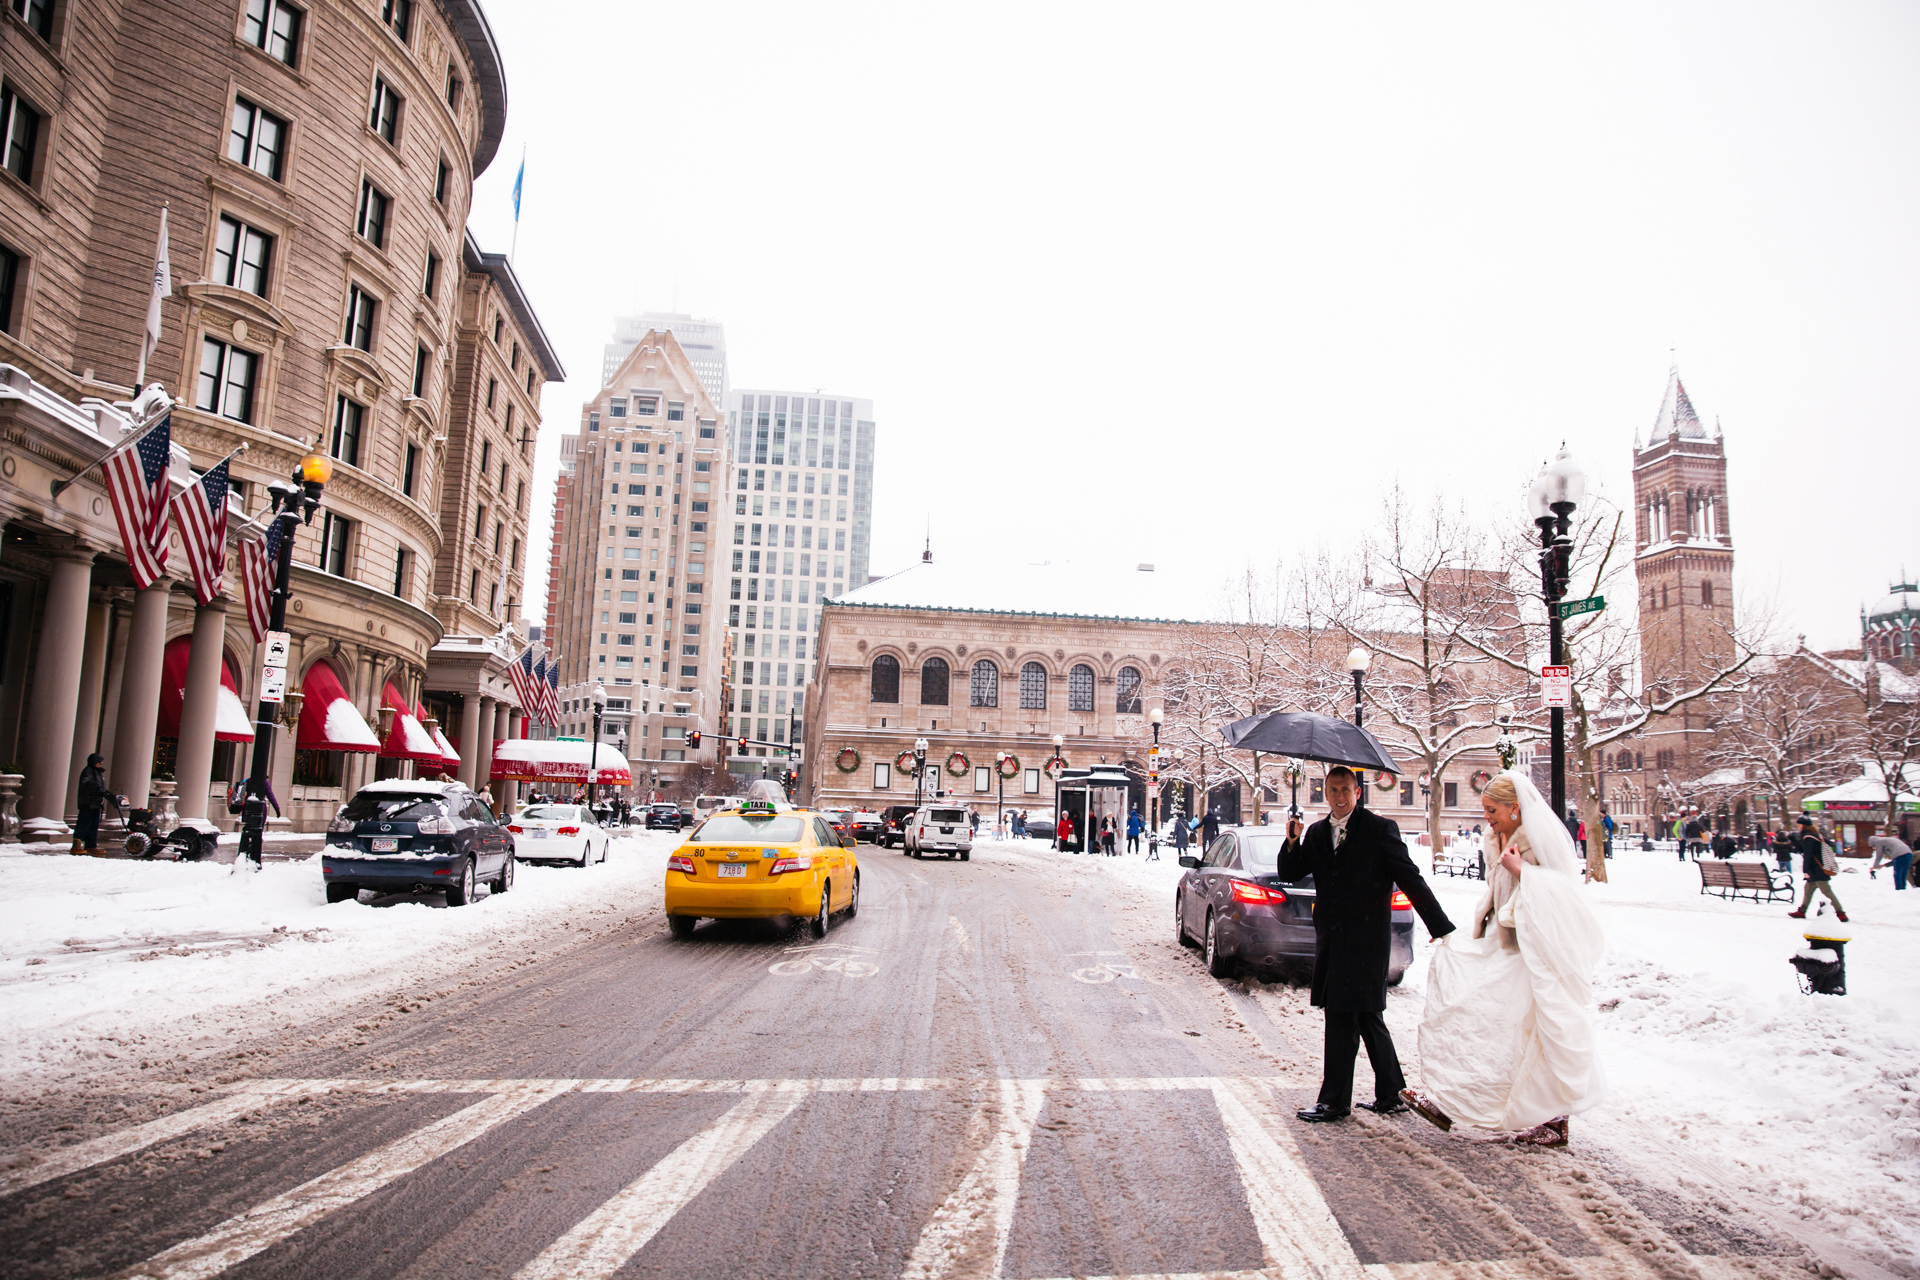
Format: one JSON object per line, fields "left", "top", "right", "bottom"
{"left": 1552, "top": 595, "right": 1605, "bottom": 620}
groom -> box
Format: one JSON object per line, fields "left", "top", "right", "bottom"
{"left": 1281, "top": 766, "right": 1455, "bottom": 1122}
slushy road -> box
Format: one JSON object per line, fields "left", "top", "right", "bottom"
{"left": 1, "top": 838, "right": 1810, "bottom": 1279}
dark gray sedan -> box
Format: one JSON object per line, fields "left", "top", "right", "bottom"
{"left": 1175, "top": 825, "right": 1414, "bottom": 983}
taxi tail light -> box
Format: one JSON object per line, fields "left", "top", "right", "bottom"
{"left": 667, "top": 855, "right": 697, "bottom": 874}
{"left": 768, "top": 854, "right": 812, "bottom": 875}
{"left": 1231, "top": 879, "right": 1284, "bottom": 905}
{"left": 557, "top": 826, "right": 580, "bottom": 836}
{"left": 1391, "top": 890, "right": 1412, "bottom": 910}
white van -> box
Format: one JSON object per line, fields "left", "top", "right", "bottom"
{"left": 907, "top": 805, "right": 972, "bottom": 860}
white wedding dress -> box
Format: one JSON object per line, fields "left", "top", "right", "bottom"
{"left": 1417, "top": 772, "right": 1607, "bottom": 1132}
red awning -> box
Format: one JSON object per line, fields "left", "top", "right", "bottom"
{"left": 379, "top": 683, "right": 441, "bottom": 762}
{"left": 295, "top": 662, "right": 382, "bottom": 754}
{"left": 158, "top": 636, "right": 254, "bottom": 743}
{"left": 417, "top": 701, "right": 460, "bottom": 774}
{"left": 490, "top": 739, "right": 633, "bottom": 785}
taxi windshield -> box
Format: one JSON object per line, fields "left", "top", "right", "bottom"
{"left": 690, "top": 814, "right": 805, "bottom": 843}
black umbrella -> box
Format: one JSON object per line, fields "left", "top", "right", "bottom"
{"left": 1220, "top": 711, "right": 1398, "bottom": 816}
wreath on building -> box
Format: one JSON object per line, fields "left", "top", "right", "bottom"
{"left": 895, "top": 749, "right": 918, "bottom": 776}
{"left": 1375, "top": 770, "right": 1396, "bottom": 791}
{"left": 945, "top": 750, "right": 970, "bottom": 777}
{"left": 997, "top": 753, "right": 1021, "bottom": 780}
{"left": 835, "top": 747, "right": 860, "bottom": 774}
{"left": 1469, "top": 768, "right": 1494, "bottom": 794}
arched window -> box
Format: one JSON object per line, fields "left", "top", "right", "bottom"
{"left": 870, "top": 654, "right": 899, "bottom": 703}
{"left": 1115, "top": 666, "right": 1142, "bottom": 713}
{"left": 1019, "top": 661, "right": 1047, "bottom": 709}
{"left": 970, "top": 660, "right": 999, "bottom": 708}
{"left": 1701, "top": 578, "right": 1714, "bottom": 607}
{"left": 1068, "top": 664, "right": 1094, "bottom": 712}
{"left": 919, "top": 656, "right": 949, "bottom": 706}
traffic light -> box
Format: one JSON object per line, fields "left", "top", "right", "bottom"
{"left": 688, "top": 731, "right": 702, "bottom": 750}
{"left": 737, "top": 736, "right": 748, "bottom": 755}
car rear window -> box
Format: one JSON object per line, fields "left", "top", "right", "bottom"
{"left": 340, "top": 793, "right": 448, "bottom": 822}
{"left": 522, "top": 805, "right": 579, "bottom": 822}
{"left": 1241, "top": 834, "right": 1288, "bottom": 875}
{"left": 690, "top": 814, "right": 805, "bottom": 843}
{"left": 928, "top": 809, "right": 966, "bottom": 824}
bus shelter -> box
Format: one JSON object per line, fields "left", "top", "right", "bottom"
{"left": 1055, "top": 766, "right": 1135, "bottom": 853}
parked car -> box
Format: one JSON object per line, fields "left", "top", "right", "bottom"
{"left": 321, "top": 780, "right": 515, "bottom": 907}
{"left": 664, "top": 800, "right": 859, "bottom": 937}
{"left": 646, "top": 802, "right": 684, "bottom": 831}
{"left": 879, "top": 804, "right": 919, "bottom": 849}
{"left": 906, "top": 805, "right": 972, "bottom": 860}
{"left": 849, "top": 809, "right": 884, "bottom": 842}
{"left": 508, "top": 803, "right": 607, "bottom": 867}
{"left": 1174, "top": 825, "right": 1413, "bottom": 982}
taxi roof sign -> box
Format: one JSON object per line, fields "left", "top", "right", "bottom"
{"left": 739, "top": 799, "right": 780, "bottom": 815}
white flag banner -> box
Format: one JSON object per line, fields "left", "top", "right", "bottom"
{"left": 138, "top": 206, "right": 171, "bottom": 386}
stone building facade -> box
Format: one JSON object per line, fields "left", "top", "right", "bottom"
{"left": 0, "top": 0, "right": 557, "bottom": 835}
{"left": 544, "top": 330, "right": 727, "bottom": 789}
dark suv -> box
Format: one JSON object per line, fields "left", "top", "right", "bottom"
{"left": 321, "top": 781, "right": 516, "bottom": 906}
{"left": 645, "top": 802, "right": 684, "bottom": 831}
{"left": 879, "top": 804, "right": 919, "bottom": 849}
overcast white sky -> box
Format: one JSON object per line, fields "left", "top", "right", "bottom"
{"left": 465, "top": 1, "right": 1920, "bottom": 652}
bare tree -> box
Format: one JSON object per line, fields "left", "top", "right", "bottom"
{"left": 1695, "top": 647, "right": 1859, "bottom": 826}
{"left": 1857, "top": 657, "right": 1920, "bottom": 832}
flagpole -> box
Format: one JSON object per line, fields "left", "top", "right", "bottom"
{"left": 136, "top": 203, "right": 171, "bottom": 390}
{"left": 50, "top": 405, "right": 176, "bottom": 500}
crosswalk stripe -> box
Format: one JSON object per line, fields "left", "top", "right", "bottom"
{"left": 0, "top": 1080, "right": 339, "bottom": 1199}
{"left": 1207, "top": 1080, "right": 1367, "bottom": 1275}
{"left": 900, "top": 1079, "right": 1049, "bottom": 1280}
{"left": 121, "top": 1081, "right": 574, "bottom": 1280}
{"left": 511, "top": 1087, "right": 807, "bottom": 1280}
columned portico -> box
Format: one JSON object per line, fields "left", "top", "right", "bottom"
{"left": 174, "top": 599, "right": 230, "bottom": 823}
{"left": 20, "top": 549, "right": 98, "bottom": 836}
{"left": 65, "top": 595, "right": 111, "bottom": 816}
{"left": 109, "top": 583, "right": 172, "bottom": 812}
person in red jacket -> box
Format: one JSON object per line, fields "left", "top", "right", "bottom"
{"left": 1056, "top": 812, "right": 1074, "bottom": 852}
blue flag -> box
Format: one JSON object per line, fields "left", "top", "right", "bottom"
{"left": 512, "top": 157, "right": 524, "bottom": 222}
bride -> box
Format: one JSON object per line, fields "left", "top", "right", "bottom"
{"left": 1401, "top": 771, "right": 1606, "bottom": 1147}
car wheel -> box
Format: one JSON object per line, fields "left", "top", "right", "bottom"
{"left": 1175, "top": 891, "right": 1190, "bottom": 946}
{"left": 960, "top": 851, "right": 970, "bottom": 862}
{"left": 326, "top": 883, "right": 358, "bottom": 904}
{"left": 447, "top": 858, "right": 475, "bottom": 907}
{"left": 1204, "top": 911, "right": 1233, "bottom": 979}
{"left": 668, "top": 914, "right": 696, "bottom": 938}
{"left": 846, "top": 872, "right": 859, "bottom": 917}
{"left": 494, "top": 854, "right": 515, "bottom": 895}
{"left": 1388, "top": 968, "right": 1405, "bottom": 987}
{"left": 809, "top": 883, "right": 831, "bottom": 938}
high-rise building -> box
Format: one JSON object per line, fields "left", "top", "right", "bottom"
{"left": 545, "top": 331, "right": 729, "bottom": 788}
{"left": 602, "top": 313, "right": 727, "bottom": 401}
{"left": 721, "top": 390, "right": 877, "bottom": 781}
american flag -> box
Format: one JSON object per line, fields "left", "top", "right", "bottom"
{"left": 240, "top": 519, "right": 282, "bottom": 644}
{"left": 509, "top": 646, "right": 538, "bottom": 720}
{"left": 102, "top": 411, "right": 172, "bottom": 589}
{"left": 544, "top": 656, "right": 562, "bottom": 725}
{"left": 171, "top": 455, "right": 231, "bottom": 606}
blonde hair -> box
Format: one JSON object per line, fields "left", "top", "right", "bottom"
{"left": 1483, "top": 774, "right": 1519, "bottom": 806}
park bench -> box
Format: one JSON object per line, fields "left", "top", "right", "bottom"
{"left": 1698, "top": 859, "right": 1794, "bottom": 903}
{"left": 1431, "top": 848, "right": 1484, "bottom": 879}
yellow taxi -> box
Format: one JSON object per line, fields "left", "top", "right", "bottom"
{"left": 664, "top": 798, "right": 859, "bottom": 938}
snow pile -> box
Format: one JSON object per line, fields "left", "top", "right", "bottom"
{"left": 0, "top": 832, "right": 679, "bottom": 1084}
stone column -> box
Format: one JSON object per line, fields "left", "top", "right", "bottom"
{"left": 109, "top": 583, "right": 171, "bottom": 811}
{"left": 475, "top": 695, "right": 495, "bottom": 788}
{"left": 173, "top": 599, "right": 228, "bottom": 822}
{"left": 457, "top": 695, "right": 483, "bottom": 789}
{"left": 94, "top": 597, "right": 131, "bottom": 771}
{"left": 491, "top": 701, "right": 510, "bottom": 810}
{"left": 505, "top": 708, "right": 524, "bottom": 808}
{"left": 65, "top": 596, "right": 111, "bottom": 816}
{"left": 20, "top": 550, "right": 97, "bottom": 836}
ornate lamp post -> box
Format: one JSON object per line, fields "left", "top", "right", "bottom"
{"left": 913, "top": 736, "right": 929, "bottom": 809}
{"left": 588, "top": 681, "right": 607, "bottom": 809}
{"left": 1529, "top": 445, "right": 1585, "bottom": 827}
{"left": 1148, "top": 707, "right": 1163, "bottom": 857}
{"left": 1346, "top": 644, "right": 1371, "bottom": 809}
{"left": 239, "top": 453, "right": 331, "bottom": 869}
{"left": 1049, "top": 732, "right": 1066, "bottom": 849}
{"left": 995, "top": 751, "right": 1008, "bottom": 840}
{"left": 1493, "top": 701, "right": 1518, "bottom": 770}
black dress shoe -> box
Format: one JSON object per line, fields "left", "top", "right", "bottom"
{"left": 1357, "top": 1099, "right": 1408, "bottom": 1116}
{"left": 1295, "top": 1103, "right": 1350, "bottom": 1123}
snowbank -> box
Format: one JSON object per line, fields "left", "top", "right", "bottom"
{"left": 0, "top": 832, "right": 678, "bottom": 1085}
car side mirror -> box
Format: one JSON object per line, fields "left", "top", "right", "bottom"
{"left": 842, "top": 836, "right": 857, "bottom": 849}
{"left": 1178, "top": 856, "right": 1201, "bottom": 869}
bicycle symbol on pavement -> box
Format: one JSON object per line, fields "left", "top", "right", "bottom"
{"left": 1071, "top": 963, "right": 1142, "bottom": 984}
{"left": 770, "top": 943, "right": 879, "bottom": 978}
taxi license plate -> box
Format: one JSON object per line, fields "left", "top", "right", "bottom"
{"left": 718, "top": 863, "right": 746, "bottom": 878}
{"left": 370, "top": 838, "right": 399, "bottom": 852}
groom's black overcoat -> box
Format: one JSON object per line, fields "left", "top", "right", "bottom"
{"left": 1279, "top": 806, "right": 1455, "bottom": 1012}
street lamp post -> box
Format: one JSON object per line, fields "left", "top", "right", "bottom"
{"left": 588, "top": 681, "right": 607, "bottom": 810}
{"left": 239, "top": 454, "right": 332, "bottom": 869}
{"left": 995, "top": 751, "right": 1007, "bottom": 840}
{"left": 1284, "top": 757, "right": 1303, "bottom": 822}
{"left": 1346, "top": 645, "right": 1371, "bottom": 810}
{"left": 913, "top": 737, "right": 929, "bottom": 809}
{"left": 1148, "top": 707, "right": 1163, "bottom": 858}
{"left": 1529, "top": 445, "right": 1585, "bottom": 829}
{"left": 1049, "top": 732, "right": 1065, "bottom": 850}
{"left": 650, "top": 767, "right": 659, "bottom": 802}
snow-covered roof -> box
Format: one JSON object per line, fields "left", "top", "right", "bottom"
{"left": 1800, "top": 775, "right": 1920, "bottom": 807}
{"left": 1814, "top": 654, "right": 1920, "bottom": 700}
{"left": 358, "top": 779, "right": 475, "bottom": 795}
{"left": 828, "top": 559, "right": 1218, "bottom": 624}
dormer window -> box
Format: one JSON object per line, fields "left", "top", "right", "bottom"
{"left": 608, "top": 398, "right": 627, "bottom": 419}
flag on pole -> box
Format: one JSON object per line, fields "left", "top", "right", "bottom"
{"left": 137, "top": 207, "right": 171, "bottom": 388}
{"left": 512, "top": 156, "right": 524, "bottom": 223}
{"left": 102, "top": 411, "right": 173, "bottom": 588}
{"left": 240, "top": 519, "right": 282, "bottom": 644}
{"left": 543, "top": 654, "right": 561, "bottom": 725}
{"left": 509, "top": 646, "right": 538, "bottom": 718}
{"left": 172, "top": 454, "right": 231, "bottom": 606}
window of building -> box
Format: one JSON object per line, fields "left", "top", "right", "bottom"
{"left": 10, "top": 0, "right": 51, "bottom": 40}
{"left": 411, "top": 343, "right": 429, "bottom": 397}
{"left": 320, "top": 511, "right": 351, "bottom": 576}
{"left": 0, "top": 242, "right": 19, "bottom": 336}
{"left": 392, "top": 547, "right": 410, "bottom": 597}
{"left": 445, "top": 65, "right": 462, "bottom": 108}
{"left": 667, "top": 401, "right": 684, "bottom": 421}
{"left": 1016, "top": 662, "right": 1047, "bottom": 710}
{"left": 402, "top": 442, "right": 418, "bottom": 497}
{"left": 918, "top": 656, "right": 949, "bottom": 706}
{"left": 381, "top": 0, "right": 411, "bottom": 40}
{"left": 1400, "top": 780, "right": 1416, "bottom": 806}
{"left": 1115, "top": 665, "right": 1141, "bottom": 714}
{"left": 368, "top": 75, "right": 401, "bottom": 144}
{"left": 0, "top": 83, "right": 41, "bottom": 185}
{"left": 1443, "top": 781, "right": 1459, "bottom": 809}
{"left": 492, "top": 313, "right": 503, "bottom": 343}
{"left": 1701, "top": 578, "right": 1714, "bottom": 607}
{"left": 970, "top": 660, "right": 999, "bottom": 708}
{"left": 195, "top": 338, "right": 258, "bottom": 423}
{"left": 870, "top": 654, "right": 899, "bottom": 703}
{"left": 243, "top": 0, "right": 302, "bottom": 65}
{"left": 608, "top": 397, "right": 626, "bottom": 418}
{"left": 422, "top": 250, "right": 439, "bottom": 301}
{"left": 329, "top": 395, "right": 363, "bottom": 466}
{"left": 511, "top": 342, "right": 521, "bottom": 370}
{"left": 434, "top": 155, "right": 449, "bottom": 205}
{"left": 342, "top": 284, "right": 377, "bottom": 350}
{"left": 356, "top": 179, "right": 389, "bottom": 247}
{"left": 873, "top": 762, "right": 890, "bottom": 790}
{"left": 226, "top": 98, "right": 287, "bottom": 181}
{"left": 212, "top": 215, "right": 272, "bottom": 296}
{"left": 1068, "top": 664, "right": 1094, "bottom": 713}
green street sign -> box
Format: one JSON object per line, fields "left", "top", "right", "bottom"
{"left": 1553, "top": 595, "right": 1605, "bottom": 621}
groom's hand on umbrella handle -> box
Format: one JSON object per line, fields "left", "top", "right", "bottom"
{"left": 1287, "top": 816, "right": 1302, "bottom": 841}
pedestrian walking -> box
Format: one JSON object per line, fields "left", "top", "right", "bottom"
{"left": 1869, "top": 834, "right": 1913, "bottom": 892}
{"left": 1172, "top": 811, "right": 1190, "bottom": 857}
{"left": 1126, "top": 808, "right": 1144, "bottom": 854}
{"left": 1787, "top": 816, "right": 1847, "bottom": 922}
{"left": 1201, "top": 808, "right": 1221, "bottom": 849}
{"left": 72, "top": 753, "right": 114, "bottom": 856}
{"left": 1056, "top": 811, "right": 1074, "bottom": 852}
{"left": 1100, "top": 814, "right": 1116, "bottom": 856}
{"left": 1772, "top": 828, "right": 1794, "bottom": 873}
{"left": 970, "top": 810, "right": 980, "bottom": 838}
{"left": 1600, "top": 808, "right": 1614, "bottom": 860}
{"left": 1013, "top": 810, "right": 1026, "bottom": 838}
{"left": 1281, "top": 766, "right": 1455, "bottom": 1123}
